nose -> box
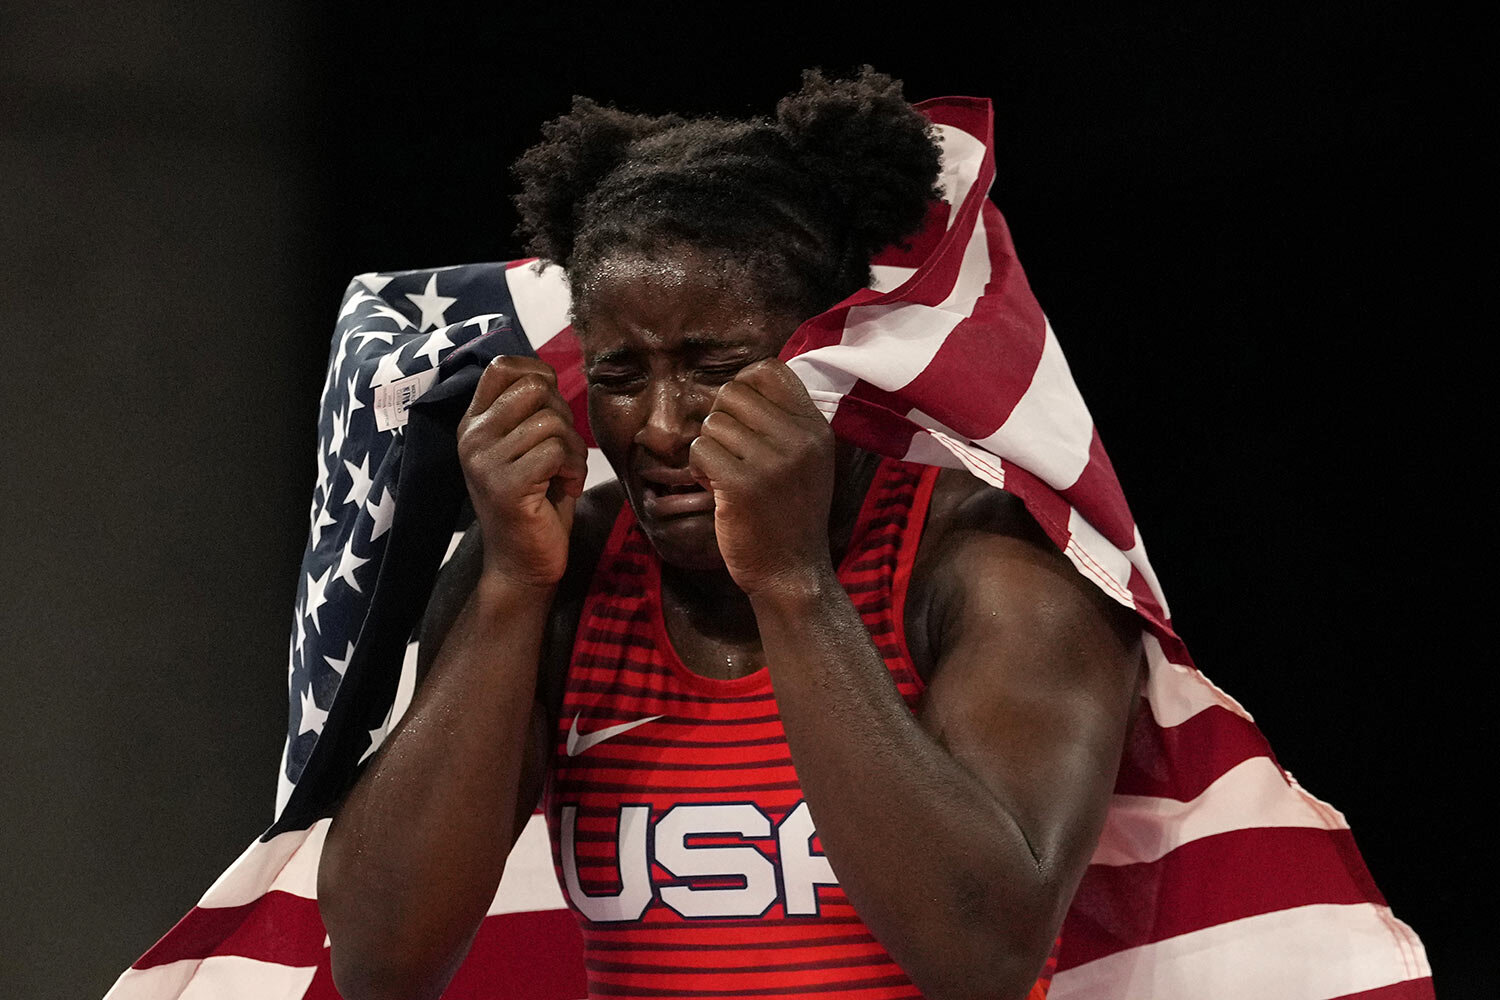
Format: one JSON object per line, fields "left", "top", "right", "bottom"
{"left": 635, "top": 376, "right": 710, "bottom": 462}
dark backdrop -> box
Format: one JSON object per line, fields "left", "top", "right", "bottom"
{"left": 2, "top": 4, "right": 1481, "bottom": 998}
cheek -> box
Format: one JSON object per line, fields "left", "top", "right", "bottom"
{"left": 585, "top": 390, "right": 636, "bottom": 462}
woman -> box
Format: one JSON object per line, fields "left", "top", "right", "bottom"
{"left": 318, "top": 68, "right": 1143, "bottom": 1000}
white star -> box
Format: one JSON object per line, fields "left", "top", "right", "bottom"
{"left": 342, "top": 454, "right": 374, "bottom": 508}
{"left": 298, "top": 684, "right": 329, "bottom": 736}
{"left": 339, "top": 290, "right": 381, "bottom": 320}
{"left": 325, "top": 640, "right": 356, "bottom": 677}
{"left": 367, "top": 487, "right": 396, "bottom": 541}
{"left": 333, "top": 542, "right": 370, "bottom": 594}
{"left": 326, "top": 407, "right": 347, "bottom": 458}
{"left": 305, "top": 566, "right": 332, "bottom": 633}
{"left": 413, "top": 325, "right": 454, "bottom": 368}
{"left": 464, "top": 312, "right": 505, "bottom": 336}
{"left": 294, "top": 612, "right": 307, "bottom": 654}
{"left": 368, "top": 304, "right": 413, "bottom": 330}
{"left": 350, "top": 327, "right": 396, "bottom": 348}
{"left": 310, "top": 498, "right": 337, "bottom": 548}
{"left": 355, "top": 272, "right": 393, "bottom": 294}
{"left": 315, "top": 450, "right": 334, "bottom": 493}
{"left": 370, "top": 347, "right": 407, "bottom": 387}
{"left": 346, "top": 372, "right": 367, "bottom": 415}
{"left": 405, "top": 274, "right": 458, "bottom": 332}
{"left": 359, "top": 725, "right": 386, "bottom": 764}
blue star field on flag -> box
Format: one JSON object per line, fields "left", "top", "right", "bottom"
{"left": 280, "top": 263, "right": 537, "bottom": 811}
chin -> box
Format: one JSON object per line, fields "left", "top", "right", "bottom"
{"left": 639, "top": 513, "right": 726, "bottom": 574}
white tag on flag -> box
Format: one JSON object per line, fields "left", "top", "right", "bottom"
{"left": 373, "top": 369, "right": 439, "bottom": 432}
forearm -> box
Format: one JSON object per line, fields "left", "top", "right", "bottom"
{"left": 319, "top": 576, "right": 552, "bottom": 1000}
{"left": 753, "top": 572, "right": 1064, "bottom": 1000}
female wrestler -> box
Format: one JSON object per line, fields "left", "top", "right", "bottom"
{"left": 319, "top": 69, "right": 1144, "bottom": 1000}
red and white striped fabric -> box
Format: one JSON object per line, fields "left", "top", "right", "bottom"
{"left": 106, "top": 95, "right": 1431, "bottom": 999}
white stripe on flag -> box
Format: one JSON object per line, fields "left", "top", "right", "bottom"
{"left": 1064, "top": 508, "right": 1135, "bottom": 609}
{"left": 198, "top": 825, "right": 316, "bottom": 908}
{"left": 828, "top": 302, "right": 963, "bottom": 392}
{"left": 1092, "top": 755, "right": 1346, "bottom": 868}
{"left": 1126, "top": 525, "right": 1171, "bottom": 620}
{"left": 487, "top": 812, "right": 569, "bottom": 915}
{"left": 1048, "top": 902, "right": 1431, "bottom": 1000}
{"left": 104, "top": 960, "right": 197, "bottom": 1000}
{"left": 1142, "top": 633, "right": 1254, "bottom": 728}
{"left": 801, "top": 204, "right": 992, "bottom": 396}
{"left": 937, "top": 189, "right": 992, "bottom": 313}
{"left": 104, "top": 957, "right": 317, "bottom": 1000}
{"left": 504, "top": 261, "right": 572, "bottom": 349}
{"left": 869, "top": 264, "right": 917, "bottom": 292}
{"left": 931, "top": 122, "right": 986, "bottom": 210}
{"left": 976, "top": 318, "right": 1094, "bottom": 489}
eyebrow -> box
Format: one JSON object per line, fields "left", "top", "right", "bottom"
{"left": 584, "top": 336, "right": 755, "bottom": 367}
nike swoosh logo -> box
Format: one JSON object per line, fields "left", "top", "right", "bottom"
{"left": 566, "top": 712, "right": 663, "bottom": 757}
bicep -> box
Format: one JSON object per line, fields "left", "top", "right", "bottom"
{"left": 917, "top": 526, "right": 1143, "bottom": 881}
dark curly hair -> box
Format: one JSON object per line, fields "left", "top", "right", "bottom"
{"left": 512, "top": 67, "right": 943, "bottom": 326}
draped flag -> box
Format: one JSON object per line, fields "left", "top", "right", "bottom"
{"left": 106, "top": 96, "right": 1432, "bottom": 1000}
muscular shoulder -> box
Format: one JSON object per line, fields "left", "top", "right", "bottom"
{"left": 905, "top": 467, "right": 1138, "bottom": 682}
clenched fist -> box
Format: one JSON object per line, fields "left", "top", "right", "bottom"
{"left": 687, "top": 358, "right": 837, "bottom": 598}
{"left": 457, "top": 356, "right": 589, "bottom": 589}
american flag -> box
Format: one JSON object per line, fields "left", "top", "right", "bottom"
{"left": 105, "top": 96, "right": 1432, "bottom": 1000}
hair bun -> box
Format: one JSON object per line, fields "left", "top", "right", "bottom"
{"left": 512, "top": 97, "right": 683, "bottom": 268}
{"left": 775, "top": 66, "right": 943, "bottom": 261}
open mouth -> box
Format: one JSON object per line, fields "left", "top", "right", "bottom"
{"left": 640, "top": 478, "right": 714, "bottom": 517}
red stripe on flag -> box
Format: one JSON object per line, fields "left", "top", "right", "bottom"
{"left": 1125, "top": 562, "right": 1167, "bottom": 631}
{"left": 992, "top": 463, "right": 1073, "bottom": 551}
{"left": 1058, "top": 826, "right": 1387, "bottom": 971}
{"left": 1326, "top": 979, "right": 1436, "bottom": 1000}
{"left": 1058, "top": 428, "right": 1137, "bottom": 551}
{"left": 134, "top": 890, "right": 326, "bottom": 969}
{"left": 892, "top": 207, "right": 1047, "bottom": 440}
{"left": 914, "top": 95, "right": 994, "bottom": 143}
{"left": 537, "top": 326, "right": 595, "bottom": 447}
{"left": 783, "top": 102, "right": 988, "bottom": 360}
{"left": 445, "top": 909, "right": 586, "bottom": 1000}
{"left": 1114, "top": 703, "right": 1271, "bottom": 800}
{"left": 823, "top": 383, "right": 923, "bottom": 460}
{"left": 872, "top": 199, "right": 952, "bottom": 269}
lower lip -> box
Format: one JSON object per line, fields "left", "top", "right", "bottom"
{"left": 641, "top": 485, "right": 715, "bottom": 518}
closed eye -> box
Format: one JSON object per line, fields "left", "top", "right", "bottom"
{"left": 696, "top": 365, "right": 745, "bottom": 384}
{"left": 586, "top": 368, "right": 647, "bottom": 393}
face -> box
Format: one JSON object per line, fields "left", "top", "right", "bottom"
{"left": 576, "top": 246, "right": 801, "bottom": 570}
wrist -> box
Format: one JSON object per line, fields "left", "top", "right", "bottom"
{"left": 474, "top": 568, "right": 558, "bottom": 610}
{"left": 745, "top": 558, "right": 842, "bottom": 619}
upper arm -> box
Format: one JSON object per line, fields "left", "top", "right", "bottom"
{"left": 913, "top": 480, "right": 1143, "bottom": 901}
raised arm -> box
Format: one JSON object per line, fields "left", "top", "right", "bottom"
{"left": 317, "top": 356, "right": 590, "bottom": 1000}
{"left": 691, "top": 359, "right": 1143, "bottom": 1000}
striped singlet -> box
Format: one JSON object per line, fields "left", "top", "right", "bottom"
{"left": 543, "top": 457, "right": 1056, "bottom": 999}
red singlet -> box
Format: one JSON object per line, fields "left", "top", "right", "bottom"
{"left": 544, "top": 457, "right": 1056, "bottom": 999}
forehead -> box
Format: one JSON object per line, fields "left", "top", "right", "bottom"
{"left": 573, "top": 248, "right": 794, "bottom": 358}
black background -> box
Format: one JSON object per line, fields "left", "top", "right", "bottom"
{"left": 1, "top": 4, "right": 1483, "bottom": 998}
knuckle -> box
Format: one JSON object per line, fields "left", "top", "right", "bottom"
{"left": 510, "top": 371, "right": 547, "bottom": 393}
